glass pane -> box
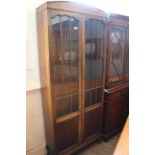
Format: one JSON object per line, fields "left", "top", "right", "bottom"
{"left": 85, "top": 20, "right": 92, "bottom": 90}
{"left": 85, "top": 19, "right": 105, "bottom": 107}
{"left": 71, "top": 18, "right": 79, "bottom": 94}
{"left": 96, "top": 22, "right": 104, "bottom": 86}
{"left": 63, "top": 96, "right": 71, "bottom": 115}
{"left": 126, "top": 29, "right": 129, "bottom": 82}
{"left": 62, "top": 16, "right": 71, "bottom": 96}
{"left": 52, "top": 15, "right": 80, "bottom": 118}
{"left": 56, "top": 99, "right": 63, "bottom": 117}
{"left": 91, "top": 89, "right": 97, "bottom": 105}
{"left": 109, "top": 26, "right": 126, "bottom": 83}
{"left": 85, "top": 91, "right": 91, "bottom": 107}
{"left": 72, "top": 95, "right": 79, "bottom": 112}
{"left": 97, "top": 87, "right": 102, "bottom": 103}
{"left": 62, "top": 16, "right": 70, "bottom": 40}
{"left": 126, "top": 51, "right": 129, "bottom": 81}
{"left": 52, "top": 16, "right": 62, "bottom": 98}
{"left": 91, "top": 20, "right": 97, "bottom": 88}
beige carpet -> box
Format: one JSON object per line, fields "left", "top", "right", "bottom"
{"left": 74, "top": 134, "right": 120, "bottom": 155}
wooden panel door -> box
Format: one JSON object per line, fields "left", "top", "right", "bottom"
{"left": 82, "top": 15, "right": 106, "bottom": 140}
{"left": 107, "top": 22, "right": 128, "bottom": 87}
{"left": 48, "top": 11, "right": 82, "bottom": 153}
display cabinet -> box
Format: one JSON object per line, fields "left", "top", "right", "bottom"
{"left": 37, "top": 1, "right": 107, "bottom": 154}
{"left": 102, "top": 14, "right": 129, "bottom": 141}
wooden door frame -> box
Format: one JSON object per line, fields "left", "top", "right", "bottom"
{"left": 81, "top": 14, "right": 107, "bottom": 141}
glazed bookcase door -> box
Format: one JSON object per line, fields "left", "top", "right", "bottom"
{"left": 82, "top": 15, "right": 106, "bottom": 139}
{"left": 125, "top": 25, "right": 129, "bottom": 82}
{"left": 49, "top": 11, "right": 81, "bottom": 153}
{"left": 108, "top": 22, "right": 128, "bottom": 86}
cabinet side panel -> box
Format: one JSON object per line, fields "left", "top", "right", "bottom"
{"left": 36, "top": 10, "right": 55, "bottom": 151}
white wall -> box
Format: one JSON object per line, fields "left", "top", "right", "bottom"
{"left": 26, "top": 0, "right": 48, "bottom": 91}
{"left": 26, "top": 90, "right": 46, "bottom": 155}
{"left": 26, "top": 1, "right": 48, "bottom": 155}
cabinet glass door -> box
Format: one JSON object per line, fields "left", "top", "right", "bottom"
{"left": 84, "top": 19, "right": 105, "bottom": 108}
{"left": 109, "top": 24, "right": 127, "bottom": 84}
{"left": 125, "top": 26, "right": 129, "bottom": 82}
{"left": 51, "top": 15, "right": 79, "bottom": 118}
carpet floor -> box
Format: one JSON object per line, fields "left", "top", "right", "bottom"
{"left": 74, "top": 134, "right": 120, "bottom": 155}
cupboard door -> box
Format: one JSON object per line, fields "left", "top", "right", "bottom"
{"left": 83, "top": 17, "right": 106, "bottom": 138}
{"left": 108, "top": 22, "right": 128, "bottom": 85}
{"left": 49, "top": 12, "right": 81, "bottom": 153}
